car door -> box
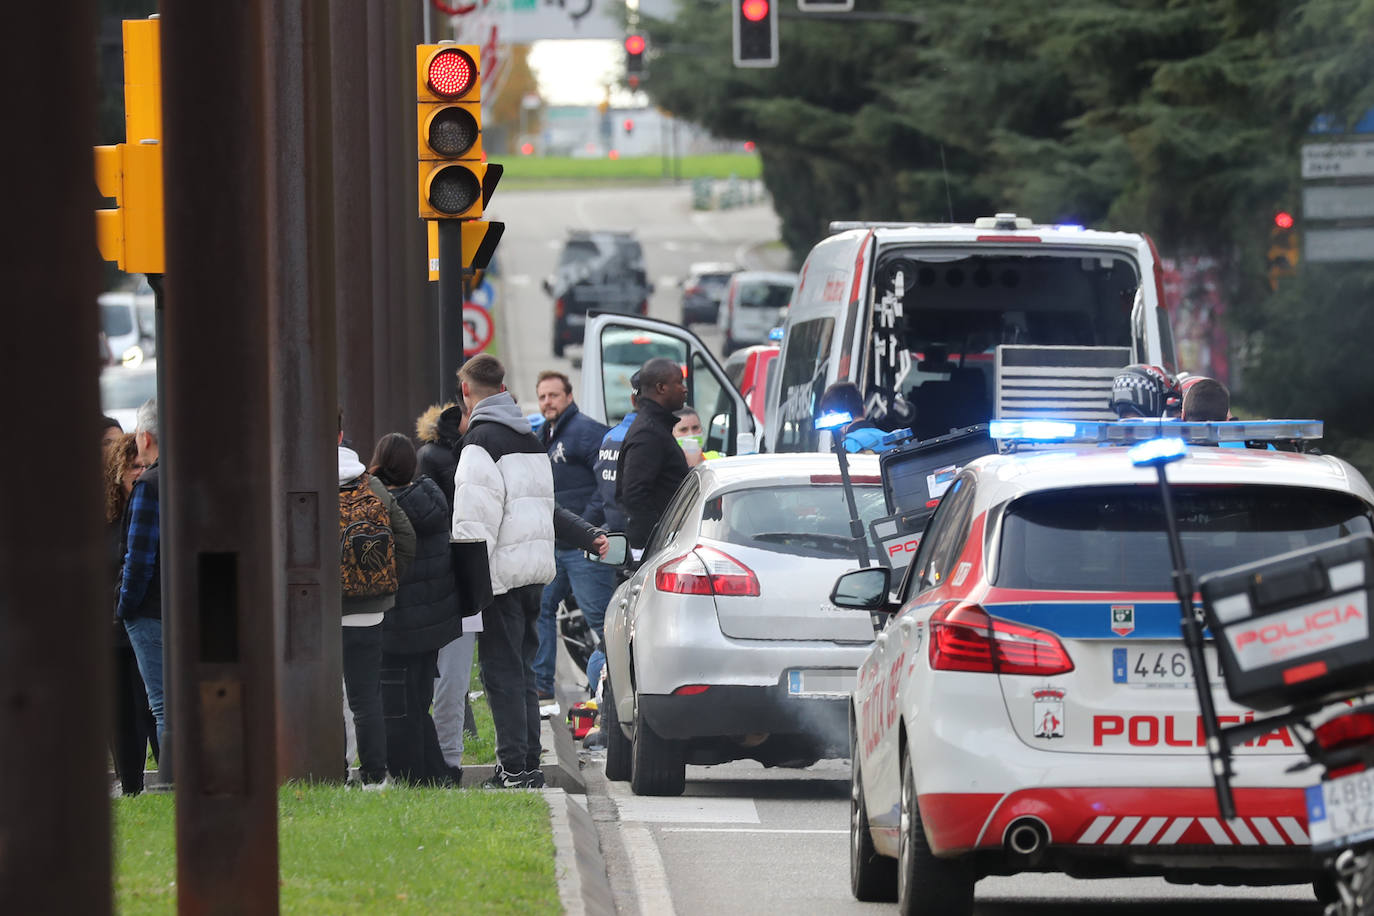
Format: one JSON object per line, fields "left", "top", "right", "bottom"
{"left": 581, "top": 313, "right": 756, "bottom": 455}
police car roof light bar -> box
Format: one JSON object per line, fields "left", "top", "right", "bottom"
{"left": 814, "top": 410, "right": 853, "bottom": 431}
{"left": 989, "top": 418, "right": 1323, "bottom": 448}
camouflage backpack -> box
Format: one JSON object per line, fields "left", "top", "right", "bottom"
{"left": 339, "top": 474, "right": 398, "bottom": 599}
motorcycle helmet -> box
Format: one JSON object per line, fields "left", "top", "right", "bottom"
{"left": 1109, "top": 364, "right": 1177, "bottom": 419}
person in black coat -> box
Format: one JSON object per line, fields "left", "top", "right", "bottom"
{"left": 415, "top": 402, "right": 464, "bottom": 509}
{"left": 616, "top": 357, "right": 691, "bottom": 549}
{"left": 369, "top": 432, "right": 464, "bottom": 786}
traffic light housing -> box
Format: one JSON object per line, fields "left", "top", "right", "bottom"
{"left": 625, "top": 34, "right": 646, "bottom": 84}
{"left": 417, "top": 44, "right": 500, "bottom": 220}
{"left": 733, "top": 0, "right": 778, "bottom": 68}
{"left": 94, "top": 17, "right": 165, "bottom": 274}
{"left": 1267, "top": 211, "right": 1299, "bottom": 290}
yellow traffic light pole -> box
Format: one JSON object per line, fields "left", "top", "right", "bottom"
{"left": 416, "top": 42, "right": 505, "bottom": 401}
{"left": 95, "top": 16, "right": 165, "bottom": 275}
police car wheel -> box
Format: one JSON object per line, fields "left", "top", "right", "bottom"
{"left": 851, "top": 749, "right": 898, "bottom": 901}
{"left": 603, "top": 679, "right": 631, "bottom": 781}
{"left": 630, "top": 699, "right": 685, "bottom": 796}
{"left": 897, "top": 751, "right": 973, "bottom": 916}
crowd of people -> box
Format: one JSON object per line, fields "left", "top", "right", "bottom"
{"left": 102, "top": 351, "right": 708, "bottom": 794}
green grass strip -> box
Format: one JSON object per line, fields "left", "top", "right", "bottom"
{"left": 115, "top": 784, "right": 559, "bottom": 915}
{"left": 501, "top": 152, "right": 761, "bottom": 184}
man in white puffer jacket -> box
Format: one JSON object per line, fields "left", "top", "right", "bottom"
{"left": 451, "top": 354, "right": 557, "bottom": 788}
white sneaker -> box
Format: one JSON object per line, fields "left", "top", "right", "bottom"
{"left": 361, "top": 775, "right": 392, "bottom": 792}
{"left": 539, "top": 701, "right": 560, "bottom": 719}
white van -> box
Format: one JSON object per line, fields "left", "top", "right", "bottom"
{"left": 765, "top": 214, "right": 1178, "bottom": 452}
{"left": 100, "top": 289, "right": 156, "bottom": 366}
{"left": 581, "top": 214, "right": 1178, "bottom": 455}
{"left": 716, "top": 270, "right": 797, "bottom": 355}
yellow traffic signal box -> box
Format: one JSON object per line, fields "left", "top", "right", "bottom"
{"left": 417, "top": 44, "right": 491, "bottom": 220}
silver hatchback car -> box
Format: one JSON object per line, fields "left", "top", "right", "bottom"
{"left": 602, "top": 453, "right": 888, "bottom": 796}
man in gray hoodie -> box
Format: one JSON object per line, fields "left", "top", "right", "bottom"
{"left": 339, "top": 413, "right": 416, "bottom": 787}
{"left": 451, "top": 355, "right": 557, "bottom": 788}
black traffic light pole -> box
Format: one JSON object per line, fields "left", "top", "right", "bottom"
{"left": 438, "top": 220, "right": 466, "bottom": 404}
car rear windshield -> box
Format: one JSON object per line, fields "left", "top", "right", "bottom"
{"left": 699, "top": 483, "right": 887, "bottom": 558}
{"left": 558, "top": 239, "right": 601, "bottom": 265}
{"left": 697, "top": 273, "right": 732, "bottom": 291}
{"left": 737, "top": 281, "right": 794, "bottom": 310}
{"left": 997, "top": 485, "right": 1374, "bottom": 592}
{"left": 102, "top": 303, "right": 134, "bottom": 337}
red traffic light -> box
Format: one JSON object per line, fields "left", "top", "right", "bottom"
{"left": 624, "top": 118, "right": 635, "bottom": 132}
{"left": 1274, "top": 211, "right": 1295, "bottom": 230}
{"left": 625, "top": 34, "right": 646, "bottom": 55}
{"left": 742, "top": 0, "right": 769, "bottom": 21}
{"left": 427, "top": 48, "right": 476, "bottom": 98}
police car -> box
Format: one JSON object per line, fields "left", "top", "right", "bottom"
{"left": 830, "top": 419, "right": 1374, "bottom": 914}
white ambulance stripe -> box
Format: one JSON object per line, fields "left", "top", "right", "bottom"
{"left": 1078, "top": 816, "right": 1116, "bottom": 844}
{"left": 1159, "top": 817, "right": 1194, "bottom": 844}
{"left": 1131, "top": 816, "right": 1169, "bottom": 845}
{"left": 1199, "top": 818, "right": 1233, "bottom": 844}
{"left": 1104, "top": 817, "right": 1142, "bottom": 844}
{"left": 1279, "top": 817, "right": 1310, "bottom": 843}
{"left": 1227, "top": 819, "right": 1259, "bottom": 845}
{"left": 1252, "top": 817, "right": 1285, "bottom": 845}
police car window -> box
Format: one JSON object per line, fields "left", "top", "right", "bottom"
{"left": 775, "top": 317, "right": 834, "bottom": 452}
{"left": 997, "top": 485, "right": 1373, "bottom": 592}
{"left": 698, "top": 483, "right": 886, "bottom": 559}
{"left": 644, "top": 479, "right": 700, "bottom": 557}
{"left": 599, "top": 329, "right": 687, "bottom": 426}
{"left": 912, "top": 476, "right": 975, "bottom": 592}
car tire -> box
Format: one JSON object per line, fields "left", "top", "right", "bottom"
{"left": 603, "top": 678, "right": 631, "bottom": 782}
{"left": 898, "top": 751, "right": 974, "bottom": 916}
{"left": 851, "top": 752, "right": 898, "bottom": 901}
{"left": 630, "top": 701, "right": 685, "bottom": 796}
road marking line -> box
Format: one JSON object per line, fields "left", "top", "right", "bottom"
{"left": 506, "top": 274, "right": 531, "bottom": 286}
{"left": 622, "top": 825, "right": 677, "bottom": 916}
{"left": 614, "top": 795, "right": 760, "bottom": 824}
{"left": 659, "top": 827, "right": 847, "bottom": 834}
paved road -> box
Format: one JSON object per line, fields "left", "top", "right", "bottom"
{"left": 486, "top": 184, "right": 782, "bottom": 408}
{"left": 578, "top": 752, "right": 1323, "bottom": 916}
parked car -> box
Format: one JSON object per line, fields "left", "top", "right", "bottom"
{"left": 717, "top": 270, "right": 796, "bottom": 355}
{"left": 100, "top": 289, "right": 156, "bottom": 367}
{"left": 544, "top": 229, "right": 652, "bottom": 357}
{"left": 101, "top": 362, "right": 158, "bottom": 433}
{"left": 599, "top": 453, "right": 888, "bottom": 796}
{"left": 834, "top": 421, "right": 1374, "bottom": 914}
{"left": 680, "top": 262, "right": 740, "bottom": 326}
{"left": 723, "top": 345, "right": 779, "bottom": 429}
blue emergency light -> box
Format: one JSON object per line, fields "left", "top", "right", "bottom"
{"left": 1128, "top": 437, "right": 1188, "bottom": 467}
{"left": 988, "top": 418, "right": 1323, "bottom": 448}
{"left": 814, "top": 410, "right": 853, "bottom": 431}
{"left": 768, "top": 326, "right": 784, "bottom": 342}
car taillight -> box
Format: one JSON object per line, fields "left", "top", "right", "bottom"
{"left": 654, "top": 546, "right": 761, "bottom": 597}
{"left": 685, "top": 285, "right": 702, "bottom": 297}
{"left": 554, "top": 298, "right": 565, "bottom": 319}
{"left": 1315, "top": 711, "right": 1374, "bottom": 752}
{"left": 929, "top": 602, "right": 1074, "bottom": 676}
{"left": 637, "top": 300, "right": 648, "bottom": 315}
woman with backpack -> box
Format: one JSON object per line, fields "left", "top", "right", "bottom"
{"left": 339, "top": 425, "right": 416, "bottom": 789}
{"left": 369, "top": 432, "right": 466, "bottom": 786}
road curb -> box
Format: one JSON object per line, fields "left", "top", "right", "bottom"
{"left": 544, "top": 702, "right": 617, "bottom": 915}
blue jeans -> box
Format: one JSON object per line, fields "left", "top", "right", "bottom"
{"left": 123, "top": 616, "right": 165, "bottom": 746}
{"left": 535, "top": 548, "right": 617, "bottom": 694}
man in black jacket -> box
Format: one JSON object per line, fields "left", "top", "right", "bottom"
{"left": 616, "top": 357, "right": 690, "bottom": 550}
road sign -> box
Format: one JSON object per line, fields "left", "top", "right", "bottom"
{"left": 469, "top": 278, "right": 494, "bottom": 310}
{"left": 1301, "top": 140, "right": 1374, "bottom": 179}
{"left": 463, "top": 301, "right": 493, "bottom": 355}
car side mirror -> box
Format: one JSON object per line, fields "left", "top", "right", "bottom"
{"left": 831, "top": 567, "right": 891, "bottom": 611}
{"left": 588, "top": 532, "right": 630, "bottom": 567}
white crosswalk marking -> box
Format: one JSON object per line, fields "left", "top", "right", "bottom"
{"left": 1078, "top": 815, "right": 1115, "bottom": 844}
{"left": 1131, "top": 816, "right": 1169, "bottom": 845}
{"left": 1104, "top": 816, "right": 1142, "bottom": 844}
{"left": 1159, "top": 817, "right": 1194, "bottom": 844}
